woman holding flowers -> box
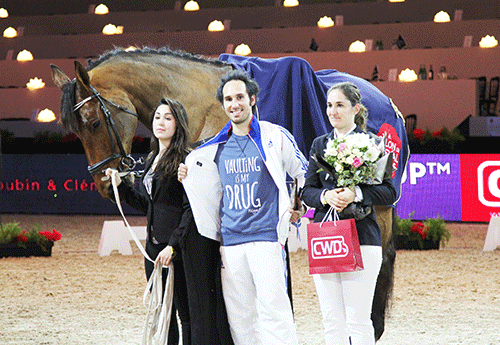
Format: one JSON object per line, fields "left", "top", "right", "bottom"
{"left": 301, "top": 82, "right": 397, "bottom": 345}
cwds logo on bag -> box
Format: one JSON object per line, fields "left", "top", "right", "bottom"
{"left": 311, "top": 236, "right": 349, "bottom": 259}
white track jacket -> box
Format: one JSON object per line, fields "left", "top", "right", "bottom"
{"left": 183, "top": 116, "right": 308, "bottom": 245}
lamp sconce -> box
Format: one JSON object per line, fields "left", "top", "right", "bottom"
{"left": 398, "top": 69, "right": 418, "bottom": 82}
{"left": 102, "top": 24, "right": 123, "bottom": 35}
{"left": 433, "top": 11, "right": 450, "bottom": 23}
{"left": 479, "top": 35, "right": 498, "bottom": 48}
{"left": 26, "top": 77, "right": 45, "bottom": 90}
{"left": 208, "top": 20, "right": 225, "bottom": 32}
{"left": 0, "top": 8, "right": 8, "bottom": 18}
{"left": 184, "top": 1, "right": 199, "bottom": 11}
{"left": 349, "top": 40, "right": 366, "bottom": 53}
{"left": 94, "top": 4, "right": 109, "bottom": 15}
{"left": 317, "top": 16, "right": 334, "bottom": 28}
{"left": 36, "top": 109, "right": 57, "bottom": 123}
{"left": 3, "top": 27, "right": 17, "bottom": 38}
{"left": 283, "top": 0, "right": 299, "bottom": 7}
{"left": 234, "top": 44, "right": 251, "bottom": 56}
{"left": 17, "top": 50, "right": 34, "bottom": 61}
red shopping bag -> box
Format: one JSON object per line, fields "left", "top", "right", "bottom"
{"left": 307, "top": 210, "right": 364, "bottom": 274}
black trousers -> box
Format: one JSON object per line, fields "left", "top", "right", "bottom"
{"left": 145, "top": 240, "right": 191, "bottom": 345}
{"left": 181, "top": 224, "right": 234, "bottom": 345}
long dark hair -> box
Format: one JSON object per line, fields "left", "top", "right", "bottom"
{"left": 148, "top": 98, "right": 190, "bottom": 179}
{"left": 327, "top": 81, "right": 368, "bottom": 131}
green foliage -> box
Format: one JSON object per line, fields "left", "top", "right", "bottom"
{"left": 424, "top": 217, "right": 451, "bottom": 245}
{"left": 33, "top": 130, "right": 64, "bottom": 145}
{"left": 0, "top": 222, "right": 50, "bottom": 248}
{"left": 394, "top": 213, "right": 414, "bottom": 236}
{"left": 0, "top": 129, "right": 15, "bottom": 145}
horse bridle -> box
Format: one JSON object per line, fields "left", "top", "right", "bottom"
{"left": 73, "top": 85, "right": 143, "bottom": 176}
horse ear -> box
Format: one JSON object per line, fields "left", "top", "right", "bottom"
{"left": 50, "top": 64, "right": 71, "bottom": 90}
{"left": 74, "top": 61, "right": 91, "bottom": 89}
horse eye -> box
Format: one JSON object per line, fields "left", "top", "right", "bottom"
{"left": 92, "top": 120, "right": 101, "bottom": 129}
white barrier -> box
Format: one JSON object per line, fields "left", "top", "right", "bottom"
{"left": 98, "top": 220, "right": 147, "bottom": 256}
{"left": 98, "top": 219, "right": 309, "bottom": 255}
{"left": 483, "top": 216, "right": 500, "bottom": 251}
{"left": 288, "top": 218, "right": 310, "bottom": 252}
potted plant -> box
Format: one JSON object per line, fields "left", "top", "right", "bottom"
{"left": 408, "top": 126, "right": 465, "bottom": 154}
{"left": 394, "top": 213, "right": 450, "bottom": 250}
{"left": 0, "top": 222, "right": 61, "bottom": 257}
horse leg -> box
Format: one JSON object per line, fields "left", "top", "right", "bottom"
{"left": 371, "top": 205, "right": 396, "bottom": 341}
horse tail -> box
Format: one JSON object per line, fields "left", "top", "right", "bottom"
{"left": 371, "top": 206, "right": 397, "bottom": 341}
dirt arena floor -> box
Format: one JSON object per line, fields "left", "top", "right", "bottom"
{"left": 1, "top": 214, "right": 499, "bottom": 345}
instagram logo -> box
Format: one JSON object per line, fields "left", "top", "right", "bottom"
{"left": 478, "top": 161, "right": 500, "bottom": 207}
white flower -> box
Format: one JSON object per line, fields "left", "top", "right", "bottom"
{"left": 364, "top": 145, "right": 381, "bottom": 162}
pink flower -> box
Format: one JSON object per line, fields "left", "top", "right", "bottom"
{"left": 352, "top": 157, "right": 363, "bottom": 168}
{"left": 338, "top": 143, "right": 346, "bottom": 152}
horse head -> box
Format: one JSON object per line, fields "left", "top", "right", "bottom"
{"left": 51, "top": 61, "right": 139, "bottom": 199}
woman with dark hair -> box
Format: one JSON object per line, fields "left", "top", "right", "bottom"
{"left": 301, "top": 82, "right": 397, "bottom": 345}
{"left": 106, "top": 98, "right": 233, "bottom": 345}
{"left": 106, "top": 98, "right": 191, "bottom": 344}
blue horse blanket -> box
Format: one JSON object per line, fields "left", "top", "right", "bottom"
{"left": 219, "top": 54, "right": 409, "bottom": 200}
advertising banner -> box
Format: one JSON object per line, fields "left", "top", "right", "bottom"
{"left": 460, "top": 154, "right": 500, "bottom": 222}
{"left": 2, "top": 153, "right": 500, "bottom": 220}
{"left": 397, "top": 154, "right": 462, "bottom": 221}
{"left": 0, "top": 154, "right": 141, "bottom": 215}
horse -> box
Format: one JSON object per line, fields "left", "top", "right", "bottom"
{"left": 51, "top": 47, "right": 402, "bottom": 341}
{"left": 51, "top": 47, "right": 232, "bottom": 198}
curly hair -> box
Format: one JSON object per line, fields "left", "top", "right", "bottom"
{"left": 216, "top": 69, "right": 260, "bottom": 114}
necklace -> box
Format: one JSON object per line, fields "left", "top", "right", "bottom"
{"left": 234, "top": 135, "right": 250, "bottom": 156}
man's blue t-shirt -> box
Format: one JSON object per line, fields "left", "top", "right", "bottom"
{"left": 215, "top": 133, "right": 279, "bottom": 246}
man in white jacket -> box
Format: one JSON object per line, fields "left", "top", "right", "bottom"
{"left": 179, "top": 70, "right": 307, "bottom": 345}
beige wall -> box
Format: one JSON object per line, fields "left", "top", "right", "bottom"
{"left": 1, "top": 19, "right": 499, "bottom": 60}
{"left": 2, "top": 0, "right": 499, "bottom": 34}
{"left": 1, "top": 0, "right": 498, "bottom": 133}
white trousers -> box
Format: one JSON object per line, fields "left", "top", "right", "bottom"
{"left": 220, "top": 241, "right": 299, "bottom": 345}
{"left": 313, "top": 245, "right": 382, "bottom": 345}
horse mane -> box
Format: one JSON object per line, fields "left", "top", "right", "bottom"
{"left": 60, "top": 80, "right": 78, "bottom": 132}
{"left": 87, "top": 46, "right": 230, "bottom": 70}
{"left": 58, "top": 47, "right": 230, "bottom": 132}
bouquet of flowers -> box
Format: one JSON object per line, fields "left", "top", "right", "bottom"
{"left": 318, "top": 132, "right": 386, "bottom": 190}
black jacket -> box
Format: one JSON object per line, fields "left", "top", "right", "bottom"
{"left": 117, "top": 155, "right": 192, "bottom": 250}
{"left": 301, "top": 126, "right": 397, "bottom": 246}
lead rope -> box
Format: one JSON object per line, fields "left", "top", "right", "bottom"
{"left": 110, "top": 173, "right": 174, "bottom": 345}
